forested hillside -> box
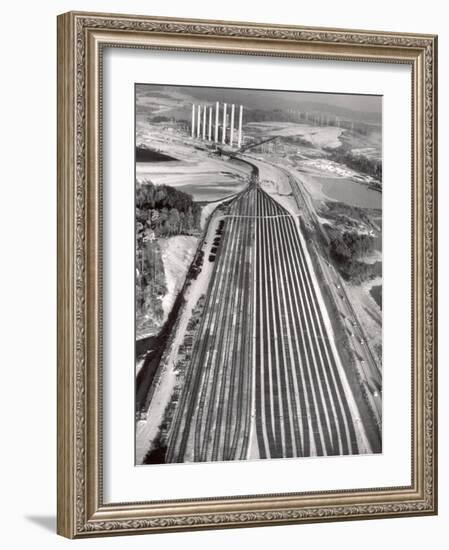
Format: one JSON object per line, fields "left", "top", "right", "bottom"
{"left": 136, "top": 180, "right": 202, "bottom": 238}
{"left": 136, "top": 181, "right": 202, "bottom": 339}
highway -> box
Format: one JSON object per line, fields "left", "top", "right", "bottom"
{"left": 166, "top": 165, "right": 372, "bottom": 463}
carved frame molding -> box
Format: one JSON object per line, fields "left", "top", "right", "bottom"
{"left": 57, "top": 11, "right": 437, "bottom": 538}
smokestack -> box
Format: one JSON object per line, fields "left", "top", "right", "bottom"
{"left": 202, "top": 106, "right": 207, "bottom": 140}
{"left": 222, "top": 103, "right": 227, "bottom": 144}
{"left": 197, "top": 105, "right": 201, "bottom": 138}
{"left": 214, "top": 102, "right": 219, "bottom": 143}
{"left": 237, "top": 105, "right": 243, "bottom": 148}
{"left": 208, "top": 107, "right": 212, "bottom": 140}
{"left": 191, "top": 104, "right": 196, "bottom": 138}
{"left": 230, "top": 104, "right": 235, "bottom": 147}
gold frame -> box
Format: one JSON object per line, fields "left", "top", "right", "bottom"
{"left": 57, "top": 11, "right": 438, "bottom": 538}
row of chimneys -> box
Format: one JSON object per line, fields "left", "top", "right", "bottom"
{"left": 191, "top": 103, "right": 243, "bottom": 148}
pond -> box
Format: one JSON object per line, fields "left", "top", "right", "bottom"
{"left": 313, "top": 175, "right": 382, "bottom": 209}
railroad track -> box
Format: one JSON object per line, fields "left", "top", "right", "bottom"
{"left": 254, "top": 188, "right": 362, "bottom": 457}
{"left": 166, "top": 163, "right": 373, "bottom": 463}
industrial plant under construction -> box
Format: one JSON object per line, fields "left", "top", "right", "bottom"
{"left": 135, "top": 83, "right": 383, "bottom": 465}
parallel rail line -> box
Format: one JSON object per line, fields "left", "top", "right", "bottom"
{"left": 166, "top": 165, "right": 372, "bottom": 463}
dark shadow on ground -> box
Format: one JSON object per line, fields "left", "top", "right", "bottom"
{"left": 25, "top": 515, "right": 56, "bottom": 533}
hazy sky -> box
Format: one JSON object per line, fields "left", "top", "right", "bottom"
{"left": 136, "top": 83, "right": 382, "bottom": 123}
{"left": 307, "top": 93, "right": 381, "bottom": 113}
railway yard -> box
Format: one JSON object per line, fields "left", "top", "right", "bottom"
{"left": 166, "top": 164, "right": 376, "bottom": 463}
{"left": 135, "top": 91, "right": 382, "bottom": 464}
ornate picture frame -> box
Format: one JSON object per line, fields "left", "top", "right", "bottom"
{"left": 57, "top": 11, "right": 437, "bottom": 538}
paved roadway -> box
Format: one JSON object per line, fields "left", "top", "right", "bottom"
{"left": 166, "top": 169, "right": 371, "bottom": 463}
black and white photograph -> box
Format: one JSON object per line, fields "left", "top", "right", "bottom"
{"left": 134, "top": 83, "right": 383, "bottom": 465}
{"left": 2, "top": 1, "right": 440, "bottom": 544}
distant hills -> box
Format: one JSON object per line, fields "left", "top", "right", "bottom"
{"left": 137, "top": 84, "right": 382, "bottom": 126}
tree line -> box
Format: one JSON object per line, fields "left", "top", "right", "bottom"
{"left": 329, "top": 230, "right": 378, "bottom": 283}
{"left": 136, "top": 240, "right": 166, "bottom": 337}
{"left": 327, "top": 147, "right": 382, "bottom": 181}
{"left": 136, "top": 180, "right": 202, "bottom": 238}
{"left": 135, "top": 181, "right": 202, "bottom": 337}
